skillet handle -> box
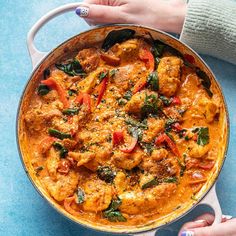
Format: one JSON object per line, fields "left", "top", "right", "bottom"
{"left": 27, "top": 2, "right": 82, "bottom": 68}
{"left": 199, "top": 184, "right": 222, "bottom": 224}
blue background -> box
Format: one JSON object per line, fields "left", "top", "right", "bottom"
{"left": 0, "top": 0, "right": 235, "bottom": 235}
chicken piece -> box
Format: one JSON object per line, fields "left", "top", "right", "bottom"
{"left": 114, "top": 172, "right": 128, "bottom": 194}
{"left": 151, "top": 148, "right": 168, "bottom": 161}
{"left": 82, "top": 179, "right": 112, "bottom": 212}
{"left": 42, "top": 170, "right": 79, "bottom": 201}
{"left": 124, "top": 90, "right": 146, "bottom": 114}
{"left": 75, "top": 48, "right": 100, "bottom": 73}
{"left": 41, "top": 90, "right": 58, "bottom": 103}
{"left": 24, "top": 103, "right": 61, "bottom": 132}
{"left": 119, "top": 183, "right": 176, "bottom": 214}
{"left": 188, "top": 141, "right": 210, "bottom": 158}
{"left": 141, "top": 153, "right": 179, "bottom": 177}
{"left": 46, "top": 148, "right": 60, "bottom": 181}
{"left": 51, "top": 115, "right": 78, "bottom": 134}
{"left": 77, "top": 67, "right": 106, "bottom": 93}
{"left": 142, "top": 118, "right": 165, "bottom": 142}
{"left": 157, "top": 56, "right": 183, "bottom": 97}
{"left": 68, "top": 151, "right": 95, "bottom": 167}
{"left": 163, "top": 107, "right": 183, "bottom": 121}
{"left": 198, "top": 97, "right": 219, "bottom": 123}
{"left": 112, "top": 149, "right": 144, "bottom": 170}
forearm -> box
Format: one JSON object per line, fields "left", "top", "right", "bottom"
{"left": 180, "top": 0, "right": 236, "bottom": 65}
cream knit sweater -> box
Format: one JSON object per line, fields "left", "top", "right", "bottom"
{"left": 180, "top": 0, "right": 236, "bottom": 65}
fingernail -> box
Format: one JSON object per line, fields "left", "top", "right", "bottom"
{"left": 181, "top": 231, "right": 194, "bottom": 236}
{"left": 222, "top": 214, "right": 233, "bottom": 220}
{"left": 76, "top": 7, "right": 89, "bottom": 17}
{"left": 194, "top": 219, "right": 207, "bottom": 223}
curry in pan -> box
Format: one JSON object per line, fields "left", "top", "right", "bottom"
{"left": 20, "top": 29, "right": 226, "bottom": 226}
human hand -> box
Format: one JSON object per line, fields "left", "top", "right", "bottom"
{"left": 178, "top": 213, "right": 235, "bottom": 236}
{"left": 75, "top": 0, "right": 187, "bottom": 34}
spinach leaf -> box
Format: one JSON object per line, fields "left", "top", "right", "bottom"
{"left": 35, "top": 166, "right": 44, "bottom": 176}
{"left": 97, "top": 166, "right": 116, "bottom": 183}
{"left": 68, "top": 89, "right": 78, "bottom": 96}
{"left": 76, "top": 187, "right": 85, "bottom": 204}
{"left": 152, "top": 40, "right": 165, "bottom": 65}
{"left": 55, "top": 59, "right": 85, "bottom": 77}
{"left": 43, "top": 68, "right": 50, "bottom": 79}
{"left": 98, "top": 71, "right": 109, "bottom": 81}
{"left": 48, "top": 128, "right": 72, "bottom": 140}
{"left": 196, "top": 68, "right": 213, "bottom": 97}
{"left": 141, "top": 93, "right": 159, "bottom": 118}
{"left": 62, "top": 108, "right": 79, "bottom": 116}
{"left": 37, "top": 84, "right": 51, "bottom": 96}
{"left": 141, "top": 178, "right": 159, "bottom": 189}
{"left": 125, "top": 117, "right": 148, "bottom": 130}
{"left": 197, "top": 127, "right": 209, "bottom": 146}
{"left": 103, "top": 199, "right": 127, "bottom": 222}
{"left": 140, "top": 142, "right": 155, "bottom": 155}
{"left": 102, "top": 29, "right": 135, "bottom": 51}
{"left": 53, "top": 142, "right": 68, "bottom": 158}
{"left": 165, "top": 118, "right": 177, "bottom": 132}
{"left": 159, "top": 95, "right": 172, "bottom": 106}
{"left": 127, "top": 126, "right": 143, "bottom": 141}
{"left": 123, "top": 90, "right": 133, "bottom": 101}
{"left": 109, "top": 69, "right": 117, "bottom": 77}
{"left": 147, "top": 72, "right": 159, "bottom": 91}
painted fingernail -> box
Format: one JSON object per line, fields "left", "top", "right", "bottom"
{"left": 222, "top": 215, "right": 233, "bottom": 220}
{"left": 181, "top": 231, "right": 194, "bottom": 236}
{"left": 76, "top": 7, "right": 89, "bottom": 17}
{"left": 194, "top": 219, "right": 207, "bottom": 223}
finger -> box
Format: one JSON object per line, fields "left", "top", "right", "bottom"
{"left": 179, "top": 213, "right": 233, "bottom": 235}
{"left": 76, "top": 3, "right": 128, "bottom": 24}
{"left": 179, "top": 218, "right": 236, "bottom": 236}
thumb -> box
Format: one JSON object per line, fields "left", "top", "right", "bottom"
{"left": 180, "top": 219, "right": 236, "bottom": 236}
{"left": 75, "top": 3, "right": 127, "bottom": 24}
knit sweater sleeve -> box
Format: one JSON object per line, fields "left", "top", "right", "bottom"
{"left": 180, "top": 0, "right": 236, "bottom": 65}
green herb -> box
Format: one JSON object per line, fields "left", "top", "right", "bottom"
{"left": 197, "top": 127, "right": 209, "bottom": 146}
{"left": 196, "top": 68, "right": 213, "bottom": 97}
{"left": 125, "top": 117, "right": 148, "bottom": 130}
{"left": 147, "top": 72, "right": 159, "bottom": 91}
{"left": 103, "top": 199, "right": 126, "bottom": 222}
{"left": 141, "top": 93, "right": 159, "bottom": 118}
{"left": 35, "top": 166, "right": 43, "bottom": 176}
{"left": 97, "top": 166, "right": 116, "bottom": 183}
{"left": 102, "top": 29, "right": 135, "bottom": 51}
{"left": 162, "top": 176, "right": 178, "bottom": 183}
{"left": 76, "top": 187, "right": 85, "bottom": 204}
{"left": 159, "top": 95, "right": 172, "bottom": 106}
{"left": 165, "top": 118, "right": 177, "bottom": 132}
{"left": 109, "top": 69, "right": 117, "bottom": 77}
{"left": 123, "top": 90, "right": 133, "bottom": 101}
{"left": 140, "top": 142, "right": 155, "bottom": 155}
{"left": 48, "top": 128, "right": 72, "bottom": 140}
{"left": 127, "top": 126, "right": 143, "bottom": 141}
{"left": 43, "top": 68, "right": 50, "bottom": 79}
{"left": 55, "top": 59, "right": 85, "bottom": 77}
{"left": 117, "top": 98, "right": 127, "bottom": 106}
{"left": 53, "top": 142, "right": 68, "bottom": 158}
{"left": 62, "top": 108, "right": 79, "bottom": 116}
{"left": 177, "top": 158, "right": 186, "bottom": 177}
{"left": 98, "top": 71, "right": 108, "bottom": 81}
{"left": 141, "top": 178, "right": 159, "bottom": 189}
{"left": 151, "top": 39, "right": 166, "bottom": 66}
{"left": 37, "top": 84, "right": 50, "bottom": 96}
{"left": 68, "top": 89, "right": 78, "bottom": 96}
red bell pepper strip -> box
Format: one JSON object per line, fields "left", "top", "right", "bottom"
{"left": 172, "top": 122, "right": 183, "bottom": 132}
{"left": 75, "top": 92, "right": 91, "bottom": 113}
{"left": 83, "top": 93, "right": 91, "bottom": 113}
{"left": 155, "top": 133, "right": 180, "bottom": 157}
{"left": 133, "top": 77, "right": 147, "bottom": 94}
{"left": 113, "top": 131, "right": 124, "bottom": 146}
{"left": 184, "top": 54, "right": 195, "bottom": 64}
{"left": 139, "top": 48, "right": 155, "bottom": 72}
{"left": 120, "top": 137, "right": 138, "bottom": 153}
{"left": 41, "top": 78, "right": 69, "bottom": 108}
{"left": 171, "top": 96, "right": 181, "bottom": 105}
{"left": 97, "top": 74, "right": 109, "bottom": 106}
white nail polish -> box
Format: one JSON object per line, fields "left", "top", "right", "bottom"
{"left": 194, "top": 219, "right": 207, "bottom": 223}
{"left": 76, "top": 7, "right": 89, "bottom": 17}
{"left": 222, "top": 214, "right": 233, "bottom": 220}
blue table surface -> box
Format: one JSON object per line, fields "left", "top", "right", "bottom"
{"left": 1, "top": 1, "right": 236, "bottom": 235}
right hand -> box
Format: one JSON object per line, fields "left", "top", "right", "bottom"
{"left": 76, "top": 0, "right": 187, "bottom": 34}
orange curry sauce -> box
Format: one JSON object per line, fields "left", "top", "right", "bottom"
{"left": 22, "top": 36, "right": 224, "bottom": 227}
